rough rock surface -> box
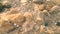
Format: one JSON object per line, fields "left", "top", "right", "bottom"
{"left": 0, "top": 0, "right": 60, "bottom": 34}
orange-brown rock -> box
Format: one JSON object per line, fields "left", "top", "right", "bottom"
{"left": 24, "top": 12, "right": 33, "bottom": 21}
{"left": 1, "top": 13, "right": 26, "bottom": 26}
{"left": 40, "top": 25, "right": 45, "bottom": 33}
{"left": 0, "top": 19, "right": 3, "bottom": 27}
{"left": 38, "top": 4, "right": 46, "bottom": 11}
{"left": 53, "top": 0, "right": 60, "bottom": 5}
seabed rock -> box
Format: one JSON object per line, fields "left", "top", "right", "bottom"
{"left": 0, "top": 0, "right": 60, "bottom": 34}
